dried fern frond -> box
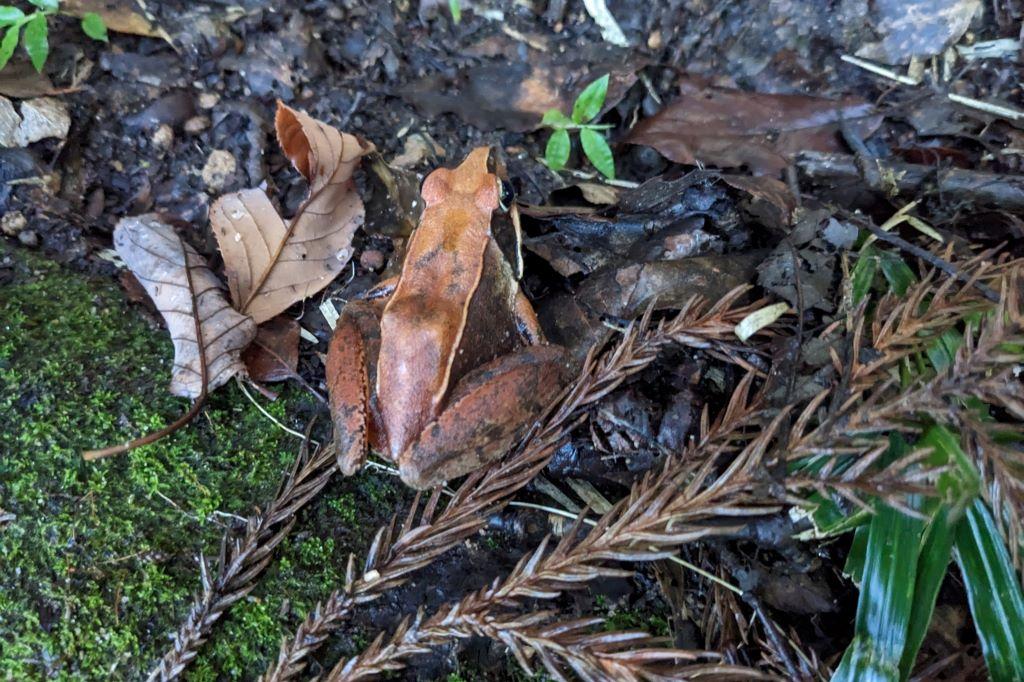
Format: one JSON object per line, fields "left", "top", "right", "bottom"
{"left": 263, "top": 289, "right": 773, "bottom": 681}
{"left": 147, "top": 436, "right": 337, "bottom": 681}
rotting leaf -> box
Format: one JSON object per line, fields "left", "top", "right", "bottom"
{"left": 720, "top": 175, "right": 795, "bottom": 232}
{"left": 0, "top": 59, "right": 56, "bottom": 98}
{"left": 210, "top": 101, "right": 374, "bottom": 325}
{"left": 625, "top": 77, "right": 882, "bottom": 176}
{"left": 242, "top": 316, "right": 300, "bottom": 384}
{"left": 60, "top": 0, "right": 166, "bottom": 39}
{"left": 578, "top": 253, "right": 762, "bottom": 318}
{"left": 113, "top": 214, "right": 256, "bottom": 398}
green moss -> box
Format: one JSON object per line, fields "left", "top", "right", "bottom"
{"left": 0, "top": 245, "right": 397, "bottom": 679}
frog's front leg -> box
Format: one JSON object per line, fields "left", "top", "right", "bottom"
{"left": 396, "top": 344, "right": 567, "bottom": 489}
{"left": 326, "top": 299, "right": 385, "bottom": 475}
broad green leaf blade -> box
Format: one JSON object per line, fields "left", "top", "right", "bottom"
{"left": 834, "top": 435, "right": 923, "bottom": 682}
{"left": 22, "top": 12, "right": 47, "bottom": 72}
{"left": 955, "top": 500, "right": 1024, "bottom": 681}
{"left": 27, "top": 0, "right": 57, "bottom": 10}
{"left": 878, "top": 250, "right": 916, "bottom": 295}
{"left": 0, "top": 7, "right": 25, "bottom": 26}
{"left": 899, "top": 505, "right": 956, "bottom": 680}
{"left": 0, "top": 25, "right": 19, "bottom": 70}
{"left": 920, "top": 424, "right": 979, "bottom": 498}
{"left": 541, "top": 108, "right": 573, "bottom": 128}
{"left": 545, "top": 128, "right": 570, "bottom": 171}
{"left": 571, "top": 74, "right": 609, "bottom": 124}
{"left": 833, "top": 502, "right": 925, "bottom": 682}
{"left": 448, "top": 0, "right": 461, "bottom": 23}
{"left": 851, "top": 247, "right": 878, "bottom": 304}
{"left": 579, "top": 127, "right": 614, "bottom": 179}
{"left": 80, "top": 12, "right": 108, "bottom": 42}
{"left": 844, "top": 524, "right": 869, "bottom": 586}
{"left": 926, "top": 328, "right": 963, "bottom": 374}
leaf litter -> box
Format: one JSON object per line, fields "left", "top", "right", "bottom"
{"left": 93, "top": 102, "right": 369, "bottom": 454}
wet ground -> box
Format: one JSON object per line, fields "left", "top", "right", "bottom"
{"left": 2, "top": 0, "right": 1023, "bottom": 679}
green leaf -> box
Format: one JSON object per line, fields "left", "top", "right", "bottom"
{"left": 571, "top": 74, "right": 609, "bottom": 124}
{"left": 926, "top": 328, "right": 964, "bottom": 374}
{"left": 545, "top": 128, "right": 570, "bottom": 171}
{"left": 920, "top": 424, "right": 979, "bottom": 498}
{"left": 0, "top": 7, "right": 25, "bottom": 26}
{"left": 834, "top": 435, "right": 924, "bottom": 682}
{"left": 448, "top": 0, "right": 461, "bottom": 24}
{"left": 22, "top": 12, "right": 47, "bottom": 72}
{"left": 80, "top": 12, "right": 107, "bottom": 42}
{"left": 843, "top": 524, "right": 869, "bottom": 585}
{"left": 878, "top": 251, "right": 916, "bottom": 295}
{"left": 851, "top": 247, "right": 878, "bottom": 304}
{"left": 0, "top": 24, "right": 19, "bottom": 70}
{"left": 579, "top": 127, "right": 614, "bottom": 180}
{"left": 833, "top": 501, "right": 925, "bottom": 682}
{"left": 899, "top": 505, "right": 956, "bottom": 680}
{"left": 541, "top": 108, "right": 573, "bottom": 128}
{"left": 26, "top": 0, "right": 58, "bottom": 10}
{"left": 955, "top": 500, "right": 1024, "bottom": 681}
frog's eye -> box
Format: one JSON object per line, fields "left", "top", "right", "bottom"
{"left": 497, "top": 179, "right": 515, "bottom": 212}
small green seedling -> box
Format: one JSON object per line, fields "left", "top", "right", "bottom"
{"left": 0, "top": 1, "right": 108, "bottom": 72}
{"left": 448, "top": 0, "right": 461, "bottom": 24}
{"left": 542, "top": 74, "right": 615, "bottom": 180}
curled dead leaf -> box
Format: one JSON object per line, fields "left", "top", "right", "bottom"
{"left": 114, "top": 214, "right": 256, "bottom": 398}
{"left": 720, "top": 174, "right": 796, "bottom": 231}
{"left": 210, "top": 101, "right": 374, "bottom": 325}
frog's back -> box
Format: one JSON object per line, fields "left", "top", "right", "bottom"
{"left": 377, "top": 147, "right": 518, "bottom": 460}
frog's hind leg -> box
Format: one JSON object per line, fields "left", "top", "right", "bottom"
{"left": 326, "top": 300, "right": 385, "bottom": 475}
{"left": 396, "top": 344, "right": 566, "bottom": 489}
{"left": 513, "top": 289, "right": 545, "bottom": 345}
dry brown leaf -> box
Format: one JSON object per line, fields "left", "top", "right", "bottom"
{"left": 61, "top": 0, "right": 167, "bottom": 39}
{"left": 114, "top": 214, "right": 256, "bottom": 398}
{"left": 625, "top": 77, "right": 882, "bottom": 175}
{"left": 210, "top": 102, "right": 374, "bottom": 325}
{"left": 242, "top": 316, "right": 300, "bottom": 383}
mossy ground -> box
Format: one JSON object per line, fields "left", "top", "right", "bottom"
{"left": 0, "top": 245, "right": 407, "bottom": 680}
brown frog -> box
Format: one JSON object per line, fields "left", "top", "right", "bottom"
{"left": 326, "top": 147, "right": 567, "bottom": 489}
